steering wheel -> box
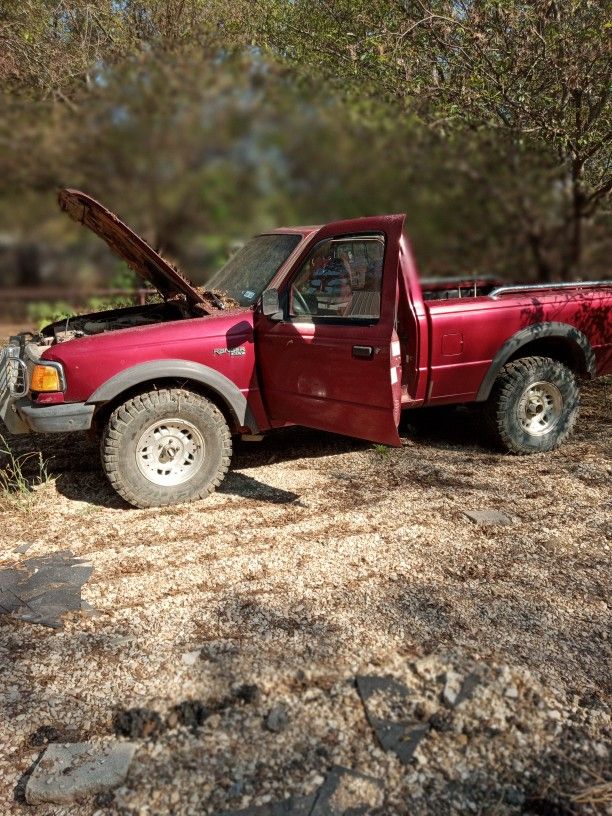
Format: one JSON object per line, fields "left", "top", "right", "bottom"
{"left": 292, "top": 286, "right": 313, "bottom": 316}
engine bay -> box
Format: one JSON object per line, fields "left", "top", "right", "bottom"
{"left": 37, "top": 301, "right": 192, "bottom": 346}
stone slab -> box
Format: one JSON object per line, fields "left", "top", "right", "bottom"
{"left": 464, "top": 510, "right": 512, "bottom": 526}
{"left": 0, "top": 550, "right": 94, "bottom": 628}
{"left": 25, "top": 741, "right": 137, "bottom": 805}
{"left": 310, "top": 766, "right": 384, "bottom": 815}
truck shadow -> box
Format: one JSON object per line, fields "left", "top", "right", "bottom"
{"left": 399, "top": 404, "right": 490, "bottom": 451}
{"left": 51, "top": 463, "right": 302, "bottom": 510}
{"left": 2, "top": 409, "right": 497, "bottom": 510}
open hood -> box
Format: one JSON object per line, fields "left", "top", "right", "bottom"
{"left": 58, "top": 188, "right": 209, "bottom": 310}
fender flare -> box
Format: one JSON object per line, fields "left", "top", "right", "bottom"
{"left": 87, "top": 359, "right": 258, "bottom": 431}
{"left": 476, "top": 322, "right": 596, "bottom": 402}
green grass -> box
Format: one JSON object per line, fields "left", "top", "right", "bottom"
{"left": 0, "top": 433, "right": 48, "bottom": 510}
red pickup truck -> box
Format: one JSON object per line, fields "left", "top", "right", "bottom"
{"left": 1, "top": 189, "right": 610, "bottom": 508}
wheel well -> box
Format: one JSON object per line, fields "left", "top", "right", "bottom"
{"left": 91, "top": 378, "right": 241, "bottom": 435}
{"left": 507, "top": 337, "right": 588, "bottom": 377}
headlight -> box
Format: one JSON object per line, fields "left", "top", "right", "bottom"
{"left": 31, "top": 363, "right": 65, "bottom": 392}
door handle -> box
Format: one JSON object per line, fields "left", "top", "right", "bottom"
{"left": 352, "top": 345, "right": 374, "bottom": 359}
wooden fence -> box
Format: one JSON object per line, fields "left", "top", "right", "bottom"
{"left": 0, "top": 287, "right": 156, "bottom": 320}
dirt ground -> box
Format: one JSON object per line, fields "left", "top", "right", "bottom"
{"left": 0, "top": 362, "right": 610, "bottom": 814}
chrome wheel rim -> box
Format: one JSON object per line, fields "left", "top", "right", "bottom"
{"left": 517, "top": 381, "right": 563, "bottom": 436}
{"left": 136, "top": 418, "right": 205, "bottom": 486}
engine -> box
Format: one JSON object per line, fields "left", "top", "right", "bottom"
{"left": 38, "top": 301, "right": 191, "bottom": 346}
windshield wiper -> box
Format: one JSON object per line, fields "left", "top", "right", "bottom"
{"left": 200, "top": 290, "right": 226, "bottom": 310}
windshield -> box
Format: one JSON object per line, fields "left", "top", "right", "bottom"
{"left": 206, "top": 233, "right": 303, "bottom": 307}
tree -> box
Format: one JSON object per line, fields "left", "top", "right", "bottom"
{"left": 254, "top": 0, "right": 612, "bottom": 279}
{"left": 1, "top": 1, "right": 609, "bottom": 282}
{"left": 0, "top": 0, "right": 246, "bottom": 101}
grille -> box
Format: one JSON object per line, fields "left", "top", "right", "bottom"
{"left": 0, "top": 344, "right": 28, "bottom": 399}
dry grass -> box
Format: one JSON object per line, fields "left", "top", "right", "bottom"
{"left": 572, "top": 781, "right": 612, "bottom": 807}
{"left": 0, "top": 338, "right": 610, "bottom": 814}
{"left": 0, "top": 433, "right": 48, "bottom": 512}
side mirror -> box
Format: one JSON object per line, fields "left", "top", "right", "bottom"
{"left": 261, "top": 288, "right": 283, "bottom": 320}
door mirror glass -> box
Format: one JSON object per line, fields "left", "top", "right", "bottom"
{"left": 261, "top": 288, "right": 282, "bottom": 319}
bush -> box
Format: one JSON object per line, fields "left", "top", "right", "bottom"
{"left": 26, "top": 301, "right": 74, "bottom": 330}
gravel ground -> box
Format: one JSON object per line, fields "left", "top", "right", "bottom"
{"left": 0, "top": 369, "right": 610, "bottom": 815}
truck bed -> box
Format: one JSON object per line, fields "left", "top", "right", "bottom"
{"left": 421, "top": 276, "right": 611, "bottom": 302}
{"left": 420, "top": 282, "right": 612, "bottom": 405}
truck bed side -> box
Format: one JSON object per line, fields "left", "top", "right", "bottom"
{"left": 423, "top": 288, "right": 612, "bottom": 405}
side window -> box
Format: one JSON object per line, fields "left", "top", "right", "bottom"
{"left": 289, "top": 234, "right": 385, "bottom": 320}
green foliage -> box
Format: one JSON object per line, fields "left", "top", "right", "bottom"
{"left": 253, "top": 0, "right": 611, "bottom": 279}
{"left": 373, "top": 444, "right": 390, "bottom": 457}
{"left": 26, "top": 294, "right": 135, "bottom": 329}
{"left": 109, "top": 263, "right": 139, "bottom": 291}
{"left": 26, "top": 301, "right": 74, "bottom": 330}
{"left": 83, "top": 296, "right": 135, "bottom": 313}
{"left": 0, "top": 0, "right": 609, "bottom": 286}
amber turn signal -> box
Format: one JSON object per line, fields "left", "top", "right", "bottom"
{"left": 31, "top": 364, "right": 63, "bottom": 392}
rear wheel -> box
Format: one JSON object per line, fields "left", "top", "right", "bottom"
{"left": 484, "top": 356, "right": 580, "bottom": 454}
{"left": 101, "top": 388, "right": 231, "bottom": 508}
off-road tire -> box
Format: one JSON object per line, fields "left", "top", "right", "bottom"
{"left": 484, "top": 356, "right": 580, "bottom": 454}
{"left": 101, "top": 388, "right": 232, "bottom": 508}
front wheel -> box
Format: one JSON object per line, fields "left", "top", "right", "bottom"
{"left": 484, "top": 356, "right": 580, "bottom": 454}
{"left": 101, "top": 388, "right": 232, "bottom": 508}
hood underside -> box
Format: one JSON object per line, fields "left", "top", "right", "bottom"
{"left": 58, "top": 188, "right": 209, "bottom": 310}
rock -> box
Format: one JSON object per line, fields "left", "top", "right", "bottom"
{"left": 356, "top": 675, "right": 428, "bottom": 763}
{"left": 228, "top": 780, "right": 245, "bottom": 797}
{"left": 113, "top": 707, "right": 164, "bottom": 739}
{"left": 216, "top": 793, "right": 316, "bottom": 815}
{"left": 25, "top": 741, "right": 137, "bottom": 805}
{"left": 233, "top": 684, "right": 260, "bottom": 705}
{"left": 0, "top": 550, "right": 94, "bottom": 629}
{"left": 28, "top": 725, "right": 64, "bottom": 746}
{"left": 181, "top": 649, "right": 202, "bottom": 666}
{"left": 442, "top": 671, "right": 463, "bottom": 707}
{"left": 393, "top": 725, "right": 430, "bottom": 764}
{"left": 265, "top": 705, "right": 289, "bottom": 733}
{"left": 504, "top": 787, "right": 525, "bottom": 806}
{"left": 429, "top": 710, "right": 454, "bottom": 733}
{"left": 13, "top": 541, "right": 33, "bottom": 554}
{"left": 455, "top": 671, "right": 481, "bottom": 707}
{"left": 107, "top": 635, "right": 135, "bottom": 648}
{"left": 310, "top": 766, "right": 384, "bottom": 814}
{"left": 593, "top": 742, "right": 608, "bottom": 759}
{"left": 412, "top": 654, "right": 438, "bottom": 680}
{"left": 442, "top": 670, "right": 481, "bottom": 708}
{"left": 170, "top": 699, "right": 210, "bottom": 731}
{"left": 94, "top": 790, "right": 116, "bottom": 807}
{"left": 464, "top": 509, "right": 512, "bottom": 526}
{"left": 504, "top": 685, "right": 519, "bottom": 699}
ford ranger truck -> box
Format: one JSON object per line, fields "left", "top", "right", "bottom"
{"left": 1, "top": 189, "right": 610, "bottom": 508}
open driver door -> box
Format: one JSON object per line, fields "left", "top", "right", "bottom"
{"left": 255, "top": 214, "right": 405, "bottom": 447}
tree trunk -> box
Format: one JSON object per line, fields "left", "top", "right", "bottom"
{"left": 527, "top": 230, "right": 554, "bottom": 282}
{"left": 16, "top": 243, "right": 41, "bottom": 287}
{"left": 567, "top": 178, "right": 583, "bottom": 280}
{"left": 562, "top": 151, "right": 585, "bottom": 281}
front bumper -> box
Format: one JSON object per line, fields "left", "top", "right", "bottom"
{"left": 1, "top": 337, "right": 95, "bottom": 435}
{"left": 17, "top": 399, "right": 95, "bottom": 434}
{"left": 1, "top": 396, "right": 95, "bottom": 435}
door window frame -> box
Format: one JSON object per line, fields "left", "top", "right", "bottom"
{"left": 281, "top": 232, "right": 387, "bottom": 326}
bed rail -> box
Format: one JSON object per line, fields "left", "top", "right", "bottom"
{"left": 489, "top": 281, "right": 611, "bottom": 298}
